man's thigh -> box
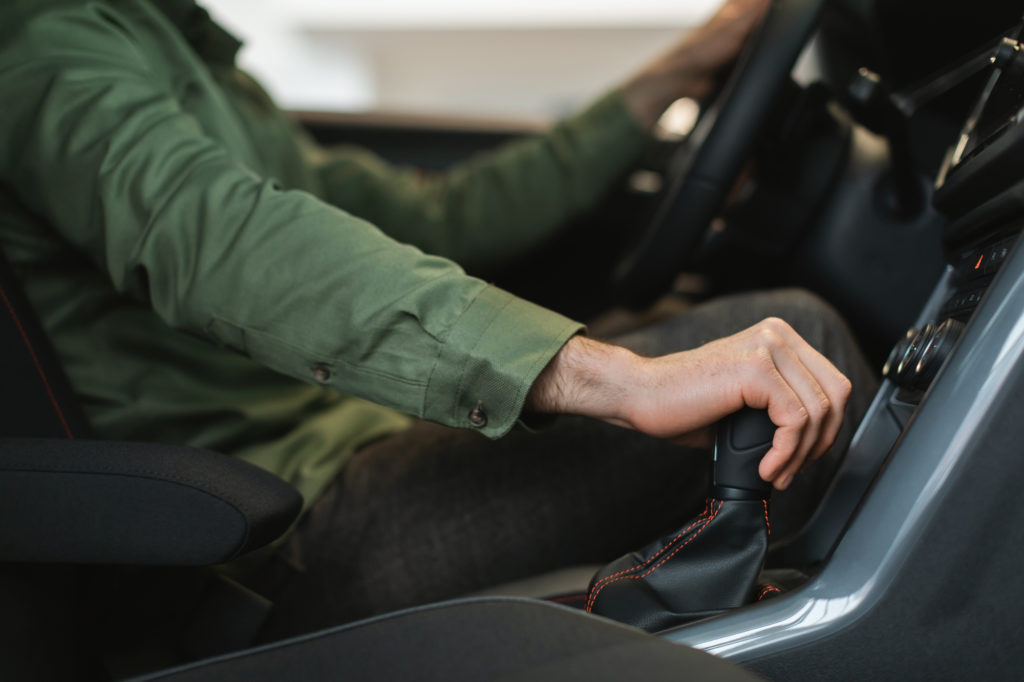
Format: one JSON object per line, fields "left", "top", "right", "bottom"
{"left": 257, "top": 416, "right": 709, "bottom": 639}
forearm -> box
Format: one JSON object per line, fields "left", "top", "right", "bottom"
{"left": 0, "top": 6, "right": 585, "bottom": 438}
{"left": 314, "top": 92, "right": 648, "bottom": 272}
{"left": 526, "top": 335, "right": 642, "bottom": 430}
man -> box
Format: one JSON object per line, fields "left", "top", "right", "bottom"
{"left": 0, "top": 0, "right": 875, "bottom": 639}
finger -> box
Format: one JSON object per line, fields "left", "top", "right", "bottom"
{"left": 737, "top": 349, "right": 809, "bottom": 486}
{"left": 734, "top": 327, "right": 814, "bottom": 486}
{"left": 766, "top": 342, "right": 831, "bottom": 486}
{"left": 761, "top": 319, "right": 852, "bottom": 461}
{"left": 685, "top": 0, "right": 770, "bottom": 72}
{"left": 757, "top": 318, "right": 847, "bottom": 460}
{"left": 710, "top": 0, "right": 770, "bottom": 26}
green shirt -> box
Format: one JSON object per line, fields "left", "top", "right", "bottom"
{"left": 0, "top": 0, "right": 648, "bottom": 508}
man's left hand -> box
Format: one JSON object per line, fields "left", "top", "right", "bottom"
{"left": 621, "top": 0, "right": 771, "bottom": 129}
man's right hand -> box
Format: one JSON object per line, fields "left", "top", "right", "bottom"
{"left": 526, "top": 318, "right": 853, "bottom": 491}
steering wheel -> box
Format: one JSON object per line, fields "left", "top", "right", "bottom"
{"left": 613, "top": 0, "right": 828, "bottom": 307}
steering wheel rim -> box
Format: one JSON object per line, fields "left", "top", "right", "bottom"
{"left": 613, "top": 0, "right": 828, "bottom": 307}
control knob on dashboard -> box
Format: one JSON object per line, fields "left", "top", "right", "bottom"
{"left": 882, "top": 327, "right": 916, "bottom": 380}
{"left": 913, "top": 318, "right": 966, "bottom": 388}
{"left": 887, "top": 323, "right": 934, "bottom": 386}
{"left": 883, "top": 319, "right": 965, "bottom": 390}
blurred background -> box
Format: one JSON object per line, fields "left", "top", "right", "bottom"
{"left": 201, "top": 0, "right": 720, "bottom": 121}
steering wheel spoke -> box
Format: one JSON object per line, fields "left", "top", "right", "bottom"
{"left": 613, "top": 0, "right": 828, "bottom": 308}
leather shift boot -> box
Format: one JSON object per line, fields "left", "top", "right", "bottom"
{"left": 585, "top": 497, "right": 770, "bottom": 632}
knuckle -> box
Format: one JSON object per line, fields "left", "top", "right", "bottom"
{"left": 794, "top": 406, "right": 810, "bottom": 427}
{"left": 756, "top": 327, "right": 780, "bottom": 348}
{"left": 840, "top": 375, "right": 853, "bottom": 398}
{"left": 832, "top": 374, "right": 853, "bottom": 403}
{"left": 812, "top": 394, "right": 831, "bottom": 419}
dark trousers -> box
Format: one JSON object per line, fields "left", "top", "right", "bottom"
{"left": 252, "top": 289, "right": 878, "bottom": 640}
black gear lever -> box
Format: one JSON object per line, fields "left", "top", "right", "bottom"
{"left": 586, "top": 409, "right": 776, "bottom": 631}
{"left": 713, "top": 407, "right": 776, "bottom": 500}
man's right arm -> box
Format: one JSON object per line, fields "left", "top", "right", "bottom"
{"left": 526, "top": 319, "right": 852, "bottom": 490}
{"left": 0, "top": 3, "right": 581, "bottom": 439}
{"left": 0, "top": 2, "right": 850, "bottom": 479}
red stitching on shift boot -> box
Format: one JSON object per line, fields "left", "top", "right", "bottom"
{"left": 586, "top": 499, "right": 712, "bottom": 603}
{"left": 0, "top": 284, "right": 73, "bottom": 439}
{"left": 641, "top": 500, "right": 722, "bottom": 576}
{"left": 585, "top": 499, "right": 713, "bottom": 612}
{"left": 586, "top": 500, "right": 723, "bottom": 612}
{"left": 757, "top": 585, "right": 782, "bottom": 601}
{"left": 763, "top": 498, "right": 771, "bottom": 536}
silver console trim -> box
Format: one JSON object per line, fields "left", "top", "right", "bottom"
{"left": 664, "top": 236, "right": 1024, "bottom": 661}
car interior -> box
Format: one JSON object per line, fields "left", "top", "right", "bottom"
{"left": 4, "top": 0, "right": 1024, "bottom": 679}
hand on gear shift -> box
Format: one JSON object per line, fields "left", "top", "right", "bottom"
{"left": 586, "top": 408, "right": 775, "bottom": 632}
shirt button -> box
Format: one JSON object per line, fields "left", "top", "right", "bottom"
{"left": 468, "top": 405, "right": 488, "bottom": 428}
{"left": 311, "top": 363, "right": 332, "bottom": 383}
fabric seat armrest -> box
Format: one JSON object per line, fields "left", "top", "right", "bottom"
{"left": 0, "top": 438, "right": 302, "bottom": 565}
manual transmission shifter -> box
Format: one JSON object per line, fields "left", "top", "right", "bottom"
{"left": 713, "top": 408, "right": 776, "bottom": 500}
{"left": 586, "top": 408, "right": 776, "bottom": 632}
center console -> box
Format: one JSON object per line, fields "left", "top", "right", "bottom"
{"left": 659, "top": 24, "right": 1024, "bottom": 681}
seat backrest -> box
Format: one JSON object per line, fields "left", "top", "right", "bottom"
{"left": 0, "top": 247, "right": 98, "bottom": 679}
{"left": 0, "top": 247, "right": 91, "bottom": 438}
{"left": 0, "top": 247, "right": 302, "bottom": 680}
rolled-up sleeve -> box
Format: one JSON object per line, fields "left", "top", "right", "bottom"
{"left": 0, "top": 4, "right": 582, "bottom": 438}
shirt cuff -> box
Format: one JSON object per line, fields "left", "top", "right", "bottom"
{"left": 421, "top": 285, "right": 583, "bottom": 438}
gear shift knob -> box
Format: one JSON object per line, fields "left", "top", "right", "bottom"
{"left": 585, "top": 407, "right": 777, "bottom": 631}
{"left": 713, "top": 408, "right": 775, "bottom": 499}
